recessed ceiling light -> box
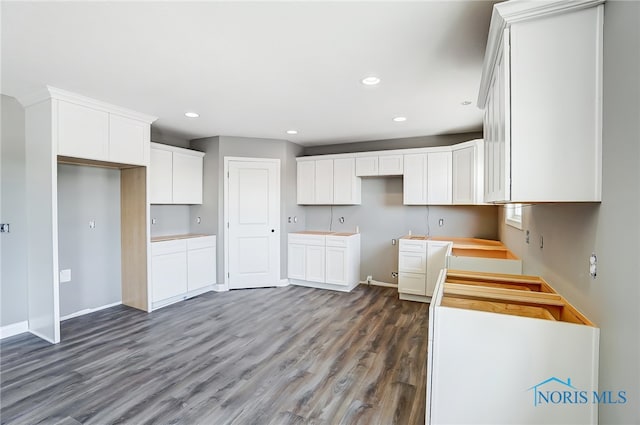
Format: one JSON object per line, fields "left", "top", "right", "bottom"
{"left": 286, "top": 130, "right": 298, "bottom": 135}
{"left": 393, "top": 116, "right": 407, "bottom": 122}
{"left": 461, "top": 101, "right": 472, "bottom": 106}
{"left": 361, "top": 76, "right": 381, "bottom": 86}
{"left": 185, "top": 112, "right": 199, "bottom": 118}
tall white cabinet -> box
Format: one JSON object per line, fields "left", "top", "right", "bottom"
{"left": 20, "top": 86, "right": 157, "bottom": 344}
{"left": 479, "top": 0, "right": 604, "bottom": 202}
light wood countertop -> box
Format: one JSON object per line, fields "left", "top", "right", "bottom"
{"left": 151, "top": 233, "right": 214, "bottom": 242}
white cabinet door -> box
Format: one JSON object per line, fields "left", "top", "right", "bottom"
{"left": 325, "top": 246, "right": 348, "bottom": 285}
{"left": 399, "top": 272, "right": 426, "bottom": 296}
{"left": 297, "top": 161, "right": 315, "bottom": 205}
{"left": 187, "top": 247, "right": 216, "bottom": 291}
{"left": 57, "top": 100, "right": 109, "bottom": 161}
{"left": 314, "top": 159, "right": 334, "bottom": 204}
{"left": 149, "top": 148, "right": 173, "bottom": 204}
{"left": 305, "top": 245, "right": 325, "bottom": 283}
{"left": 403, "top": 154, "right": 427, "bottom": 205}
{"left": 333, "top": 158, "right": 361, "bottom": 205}
{"left": 452, "top": 146, "right": 475, "bottom": 204}
{"left": 109, "top": 114, "right": 148, "bottom": 165}
{"left": 427, "top": 151, "right": 452, "bottom": 204}
{"left": 152, "top": 251, "right": 187, "bottom": 302}
{"left": 355, "top": 156, "right": 378, "bottom": 176}
{"left": 378, "top": 154, "right": 404, "bottom": 175}
{"left": 172, "top": 151, "right": 203, "bottom": 204}
{"left": 288, "top": 244, "right": 306, "bottom": 280}
{"left": 426, "top": 241, "right": 451, "bottom": 297}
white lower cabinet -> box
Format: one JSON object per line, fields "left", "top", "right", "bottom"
{"left": 398, "top": 237, "right": 452, "bottom": 302}
{"left": 288, "top": 232, "right": 360, "bottom": 292}
{"left": 151, "top": 235, "right": 216, "bottom": 309}
{"left": 426, "top": 270, "right": 599, "bottom": 425}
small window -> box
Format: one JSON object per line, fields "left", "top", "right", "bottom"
{"left": 505, "top": 204, "right": 523, "bottom": 229}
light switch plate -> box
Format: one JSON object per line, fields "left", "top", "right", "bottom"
{"left": 60, "top": 269, "right": 71, "bottom": 283}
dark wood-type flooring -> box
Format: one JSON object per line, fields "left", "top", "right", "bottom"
{"left": 1, "top": 285, "right": 429, "bottom": 425}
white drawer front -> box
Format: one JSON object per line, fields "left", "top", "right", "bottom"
{"left": 325, "top": 236, "right": 348, "bottom": 247}
{"left": 399, "top": 239, "right": 426, "bottom": 252}
{"left": 187, "top": 235, "right": 216, "bottom": 250}
{"left": 399, "top": 272, "right": 426, "bottom": 296}
{"left": 152, "top": 239, "right": 187, "bottom": 256}
{"left": 399, "top": 251, "right": 427, "bottom": 273}
{"left": 288, "top": 234, "right": 326, "bottom": 246}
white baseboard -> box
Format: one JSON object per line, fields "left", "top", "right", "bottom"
{"left": 277, "top": 278, "right": 290, "bottom": 287}
{"left": 212, "top": 283, "right": 229, "bottom": 292}
{"left": 60, "top": 301, "right": 122, "bottom": 321}
{"left": 0, "top": 321, "right": 28, "bottom": 339}
{"left": 359, "top": 279, "right": 398, "bottom": 288}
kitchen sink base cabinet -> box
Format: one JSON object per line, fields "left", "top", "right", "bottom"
{"left": 426, "top": 270, "right": 599, "bottom": 425}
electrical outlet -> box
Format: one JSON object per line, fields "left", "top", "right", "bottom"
{"left": 89, "top": 220, "right": 96, "bottom": 229}
{"left": 525, "top": 230, "right": 530, "bottom": 244}
{"left": 438, "top": 218, "right": 444, "bottom": 227}
{"left": 391, "top": 272, "right": 398, "bottom": 278}
{"left": 392, "top": 238, "right": 396, "bottom": 245}
{"left": 339, "top": 217, "right": 345, "bottom": 224}
{"left": 196, "top": 216, "right": 201, "bottom": 224}
{"left": 59, "top": 269, "right": 71, "bottom": 283}
{"left": 589, "top": 253, "right": 597, "bottom": 279}
{"left": 152, "top": 218, "right": 157, "bottom": 225}
{"left": 0, "top": 223, "right": 9, "bottom": 233}
{"left": 366, "top": 275, "right": 372, "bottom": 283}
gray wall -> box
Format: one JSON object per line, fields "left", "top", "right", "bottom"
{"left": 190, "top": 136, "right": 304, "bottom": 283}
{"left": 306, "top": 177, "right": 498, "bottom": 282}
{"left": 499, "top": 2, "right": 639, "bottom": 423}
{"left": 150, "top": 205, "right": 191, "bottom": 237}
{"left": 1, "top": 95, "right": 28, "bottom": 326}
{"left": 57, "top": 164, "right": 122, "bottom": 317}
{"left": 303, "top": 131, "right": 482, "bottom": 156}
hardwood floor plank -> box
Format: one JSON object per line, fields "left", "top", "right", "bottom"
{"left": 1, "top": 285, "right": 428, "bottom": 425}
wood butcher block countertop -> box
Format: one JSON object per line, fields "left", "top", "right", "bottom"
{"left": 151, "top": 233, "right": 213, "bottom": 242}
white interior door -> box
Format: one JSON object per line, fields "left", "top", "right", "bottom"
{"left": 226, "top": 158, "right": 280, "bottom": 289}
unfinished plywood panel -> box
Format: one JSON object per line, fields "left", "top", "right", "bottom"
{"left": 121, "top": 166, "right": 148, "bottom": 311}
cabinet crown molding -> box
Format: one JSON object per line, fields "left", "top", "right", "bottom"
{"left": 477, "top": 0, "right": 605, "bottom": 108}
{"left": 18, "top": 86, "right": 158, "bottom": 124}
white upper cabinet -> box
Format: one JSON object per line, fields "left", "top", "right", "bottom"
{"left": 478, "top": 0, "right": 604, "bottom": 202}
{"left": 378, "top": 154, "right": 404, "bottom": 175}
{"left": 296, "top": 161, "right": 315, "bottom": 205}
{"left": 355, "top": 156, "right": 378, "bottom": 176}
{"left": 57, "top": 100, "right": 109, "bottom": 161}
{"left": 149, "top": 143, "right": 204, "bottom": 205}
{"left": 314, "top": 159, "right": 334, "bottom": 204}
{"left": 356, "top": 153, "right": 403, "bottom": 176}
{"left": 172, "top": 151, "right": 203, "bottom": 204}
{"left": 109, "top": 114, "right": 150, "bottom": 166}
{"left": 49, "top": 88, "right": 155, "bottom": 166}
{"left": 333, "top": 158, "right": 361, "bottom": 205}
{"left": 297, "top": 157, "right": 361, "bottom": 205}
{"left": 427, "top": 151, "right": 452, "bottom": 205}
{"left": 403, "top": 154, "right": 427, "bottom": 205}
{"left": 149, "top": 148, "right": 173, "bottom": 204}
{"left": 452, "top": 139, "right": 484, "bottom": 205}
{"left": 403, "top": 149, "right": 452, "bottom": 205}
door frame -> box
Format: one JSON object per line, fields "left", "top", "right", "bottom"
{"left": 223, "top": 157, "right": 281, "bottom": 289}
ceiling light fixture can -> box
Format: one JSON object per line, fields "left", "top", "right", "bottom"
{"left": 461, "top": 101, "right": 472, "bottom": 106}
{"left": 185, "top": 112, "right": 199, "bottom": 118}
{"left": 286, "top": 130, "right": 298, "bottom": 135}
{"left": 361, "top": 76, "right": 381, "bottom": 86}
{"left": 393, "top": 116, "right": 407, "bottom": 122}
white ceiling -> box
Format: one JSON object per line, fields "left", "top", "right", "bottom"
{"left": 1, "top": 1, "right": 495, "bottom": 146}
